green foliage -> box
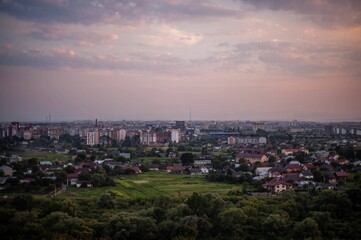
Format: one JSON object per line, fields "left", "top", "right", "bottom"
{"left": 96, "top": 193, "right": 115, "bottom": 209}
{"left": 11, "top": 194, "right": 33, "bottom": 212}
{"left": 186, "top": 193, "right": 211, "bottom": 217}
{"left": 180, "top": 152, "right": 194, "bottom": 166}
{"left": 1, "top": 174, "right": 361, "bottom": 240}
{"left": 104, "top": 213, "right": 158, "bottom": 240}
{"left": 293, "top": 217, "right": 321, "bottom": 240}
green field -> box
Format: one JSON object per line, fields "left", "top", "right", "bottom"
{"left": 18, "top": 151, "right": 71, "bottom": 162}
{"left": 61, "top": 171, "right": 240, "bottom": 199}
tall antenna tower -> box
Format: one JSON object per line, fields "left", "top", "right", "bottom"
{"left": 189, "top": 107, "right": 192, "bottom": 124}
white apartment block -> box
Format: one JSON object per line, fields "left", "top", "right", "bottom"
{"left": 86, "top": 130, "right": 100, "bottom": 146}
{"left": 118, "top": 129, "right": 127, "bottom": 141}
{"left": 171, "top": 129, "right": 181, "bottom": 143}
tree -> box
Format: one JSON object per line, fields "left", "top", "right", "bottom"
{"left": 42, "top": 212, "right": 93, "bottom": 239}
{"left": 186, "top": 193, "right": 211, "bottom": 217}
{"left": 218, "top": 208, "right": 247, "bottom": 238}
{"left": 312, "top": 170, "right": 323, "bottom": 182}
{"left": 177, "top": 145, "right": 186, "bottom": 151}
{"left": 91, "top": 173, "right": 105, "bottom": 187}
{"left": 55, "top": 170, "right": 67, "bottom": 184}
{"left": 152, "top": 159, "right": 161, "bottom": 164}
{"left": 104, "top": 213, "right": 158, "bottom": 240}
{"left": 293, "top": 218, "right": 321, "bottom": 240}
{"left": 172, "top": 225, "right": 198, "bottom": 240}
{"left": 62, "top": 199, "right": 77, "bottom": 217}
{"left": 268, "top": 155, "right": 277, "bottom": 165}
{"left": 64, "top": 165, "right": 75, "bottom": 173}
{"left": 212, "top": 160, "right": 222, "bottom": 170}
{"left": 12, "top": 194, "right": 33, "bottom": 212}
{"left": 263, "top": 212, "right": 291, "bottom": 238}
{"left": 201, "top": 147, "right": 208, "bottom": 155}
{"left": 140, "top": 164, "right": 149, "bottom": 172}
{"left": 78, "top": 171, "right": 91, "bottom": 181}
{"left": 96, "top": 193, "right": 115, "bottom": 209}
{"left": 180, "top": 153, "right": 194, "bottom": 166}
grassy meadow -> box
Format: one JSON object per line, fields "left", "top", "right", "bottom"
{"left": 18, "top": 151, "right": 71, "bottom": 162}
{"left": 61, "top": 171, "right": 240, "bottom": 200}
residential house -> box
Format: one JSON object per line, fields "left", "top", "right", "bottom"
{"left": 76, "top": 181, "right": 93, "bottom": 188}
{"left": 9, "top": 155, "right": 22, "bottom": 163}
{"left": 284, "top": 164, "right": 302, "bottom": 173}
{"left": 189, "top": 169, "right": 202, "bottom": 175}
{"left": 236, "top": 153, "right": 268, "bottom": 164}
{"left": 337, "top": 159, "right": 350, "bottom": 165}
{"left": 335, "top": 171, "right": 348, "bottom": 181}
{"left": 320, "top": 171, "right": 336, "bottom": 183}
{"left": 200, "top": 167, "right": 209, "bottom": 174}
{"left": 255, "top": 167, "right": 272, "bottom": 178}
{"left": 20, "top": 178, "right": 35, "bottom": 184}
{"left": 39, "top": 161, "right": 52, "bottom": 166}
{"left": 269, "top": 167, "right": 283, "bottom": 178}
{"left": 148, "top": 164, "right": 160, "bottom": 171}
{"left": 282, "top": 148, "right": 309, "bottom": 156}
{"left": 303, "top": 163, "right": 315, "bottom": 171}
{"left": 289, "top": 160, "right": 301, "bottom": 165}
{"left": 327, "top": 153, "right": 339, "bottom": 162}
{"left": 0, "top": 177, "right": 8, "bottom": 185}
{"left": 263, "top": 181, "right": 292, "bottom": 194}
{"left": 67, "top": 173, "right": 79, "bottom": 186}
{"left": 0, "top": 165, "right": 14, "bottom": 177}
{"left": 282, "top": 173, "right": 301, "bottom": 182}
{"left": 299, "top": 171, "right": 314, "bottom": 180}
{"left": 194, "top": 160, "right": 212, "bottom": 166}
{"left": 119, "top": 152, "right": 131, "bottom": 158}
{"left": 166, "top": 166, "right": 185, "bottom": 174}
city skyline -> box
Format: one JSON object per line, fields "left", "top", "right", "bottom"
{"left": 1, "top": 0, "right": 361, "bottom": 122}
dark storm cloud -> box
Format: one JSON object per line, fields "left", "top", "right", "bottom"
{"left": 240, "top": 0, "right": 361, "bottom": 28}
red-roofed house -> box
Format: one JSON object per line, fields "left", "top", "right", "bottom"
{"left": 303, "top": 163, "right": 315, "bottom": 171}
{"left": 285, "top": 164, "right": 302, "bottom": 173}
{"left": 335, "top": 171, "right": 349, "bottom": 181}
{"left": 263, "top": 181, "right": 292, "bottom": 194}
{"left": 20, "top": 178, "right": 35, "bottom": 184}
{"left": 166, "top": 166, "right": 185, "bottom": 173}
{"left": 67, "top": 173, "right": 79, "bottom": 186}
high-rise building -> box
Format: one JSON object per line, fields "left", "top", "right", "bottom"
{"left": 252, "top": 122, "right": 265, "bottom": 132}
{"left": 9, "top": 122, "right": 20, "bottom": 137}
{"left": 118, "top": 129, "right": 127, "bottom": 142}
{"left": 175, "top": 121, "right": 186, "bottom": 130}
{"left": 140, "top": 130, "right": 157, "bottom": 145}
{"left": 171, "top": 129, "right": 181, "bottom": 143}
{"left": 86, "top": 130, "right": 100, "bottom": 146}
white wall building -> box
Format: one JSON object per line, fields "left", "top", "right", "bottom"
{"left": 118, "top": 129, "right": 127, "bottom": 141}
{"left": 227, "top": 136, "right": 267, "bottom": 145}
{"left": 171, "top": 129, "right": 181, "bottom": 143}
{"left": 86, "top": 130, "right": 99, "bottom": 146}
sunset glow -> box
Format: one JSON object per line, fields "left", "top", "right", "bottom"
{"left": 0, "top": 0, "right": 360, "bottom": 122}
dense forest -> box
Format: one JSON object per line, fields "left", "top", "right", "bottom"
{"left": 1, "top": 186, "right": 361, "bottom": 240}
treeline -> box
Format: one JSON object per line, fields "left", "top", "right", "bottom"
{"left": 1, "top": 186, "right": 361, "bottom": 240}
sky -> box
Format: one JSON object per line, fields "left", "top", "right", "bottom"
{"left": 0, "top": 0, "right": 360, "bottom": 122}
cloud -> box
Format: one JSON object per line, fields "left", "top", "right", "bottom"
{"left": 207, "top": 40, "right": 361, "bottom": 76}
{"left": 140, "top": 25, "right": 202, "bottom": 47}
{"left": 29, "top": 24, "right": 120, "bottom": 46}
{"left": 0, "top": 0, "right": 244, "bottom": 25}
{"left": 0, "top": 44, "right": 194, "bottom": 75}
{"left": 239, "top": 0, "right": 361, "bottom": 28}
